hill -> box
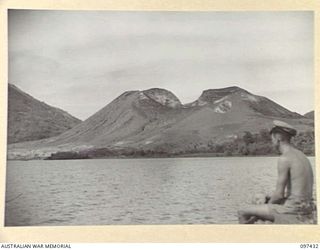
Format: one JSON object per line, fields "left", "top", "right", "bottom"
{"left": 7, "top": 84, "right": 81, "bottom": 144}
{"left": 8, "top": 86, "right": 314, "bottom": 159}
{"left": 304, "top": 111, "right": 314, "bottom": 119}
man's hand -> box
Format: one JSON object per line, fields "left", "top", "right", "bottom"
{"left": 265, "top": 195, "right": 271, "bottom": 204}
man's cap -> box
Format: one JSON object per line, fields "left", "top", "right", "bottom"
{"left": 269, "top": 120, "right": 297, "bottom": 137}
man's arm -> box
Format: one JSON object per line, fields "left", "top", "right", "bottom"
{"left": 268, "top": 157, "right": 290, "bottom": 204}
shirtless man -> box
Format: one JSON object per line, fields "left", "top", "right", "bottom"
{"left": 238, "top": 120, "right": 315, "bottom": 224}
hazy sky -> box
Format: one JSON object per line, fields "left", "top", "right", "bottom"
{"left": 9, "top": 10, "right": 314, "bottom": 120}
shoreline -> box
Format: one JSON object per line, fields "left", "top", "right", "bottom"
{"left": 7, "top": 153, "right": 315, "bottom": 161}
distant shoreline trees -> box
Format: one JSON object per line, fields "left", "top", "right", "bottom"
{"left": 204, "top": 129, "right": 314, "bottom": 157}
{"left": 46, "top": 129, "right": 314, "bottom": 160}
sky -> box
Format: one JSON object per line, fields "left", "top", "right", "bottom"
{"left": 8, "top": 10, "right": 314, "bottom": 120}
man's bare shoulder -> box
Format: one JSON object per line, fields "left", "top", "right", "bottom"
{"left": 288, "top": 147, "right": 309, "bottom": 162}
{"left": 279, "top": 147, "right": 310, "bottom": 170}
{"left": 277, "top": 155, "right": 291, "bottom": 169}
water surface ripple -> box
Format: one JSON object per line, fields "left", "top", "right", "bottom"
{"left": 5, "top": 157, "right": 316, "bottom": 226}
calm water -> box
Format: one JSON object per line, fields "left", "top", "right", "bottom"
{"left": 5, "top": 157, "right": 316, "bottom": 226}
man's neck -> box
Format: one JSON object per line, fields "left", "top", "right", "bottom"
{"left": 279, "top": 142, "right": 292, "bottom": 154}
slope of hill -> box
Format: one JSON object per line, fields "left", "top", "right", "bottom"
{"left": 304, "top": 111, "right": 314, "bottom": 119}
{"left": 186, "top": 86, "right": 302, "bottom": 118}
{"left": 8, "top": 86, "right": 314, "bottom": 159}
{"left": 8, "top": 84, "right": 81, "bottom": 144}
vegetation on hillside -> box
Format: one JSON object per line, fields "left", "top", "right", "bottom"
{"left": 203, "top": 129, "right": 315, "bottom": 156}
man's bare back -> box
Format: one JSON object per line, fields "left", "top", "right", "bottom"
{"left": 281, "top": 147, "right": 313, "bottom": 199}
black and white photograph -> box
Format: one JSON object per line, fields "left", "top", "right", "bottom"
{"left": 5, "top": 10, "right": 316, "bottom": 226}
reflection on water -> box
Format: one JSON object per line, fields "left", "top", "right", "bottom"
{"left": 5, "top": 157, "right": 315, "bottom": 226}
